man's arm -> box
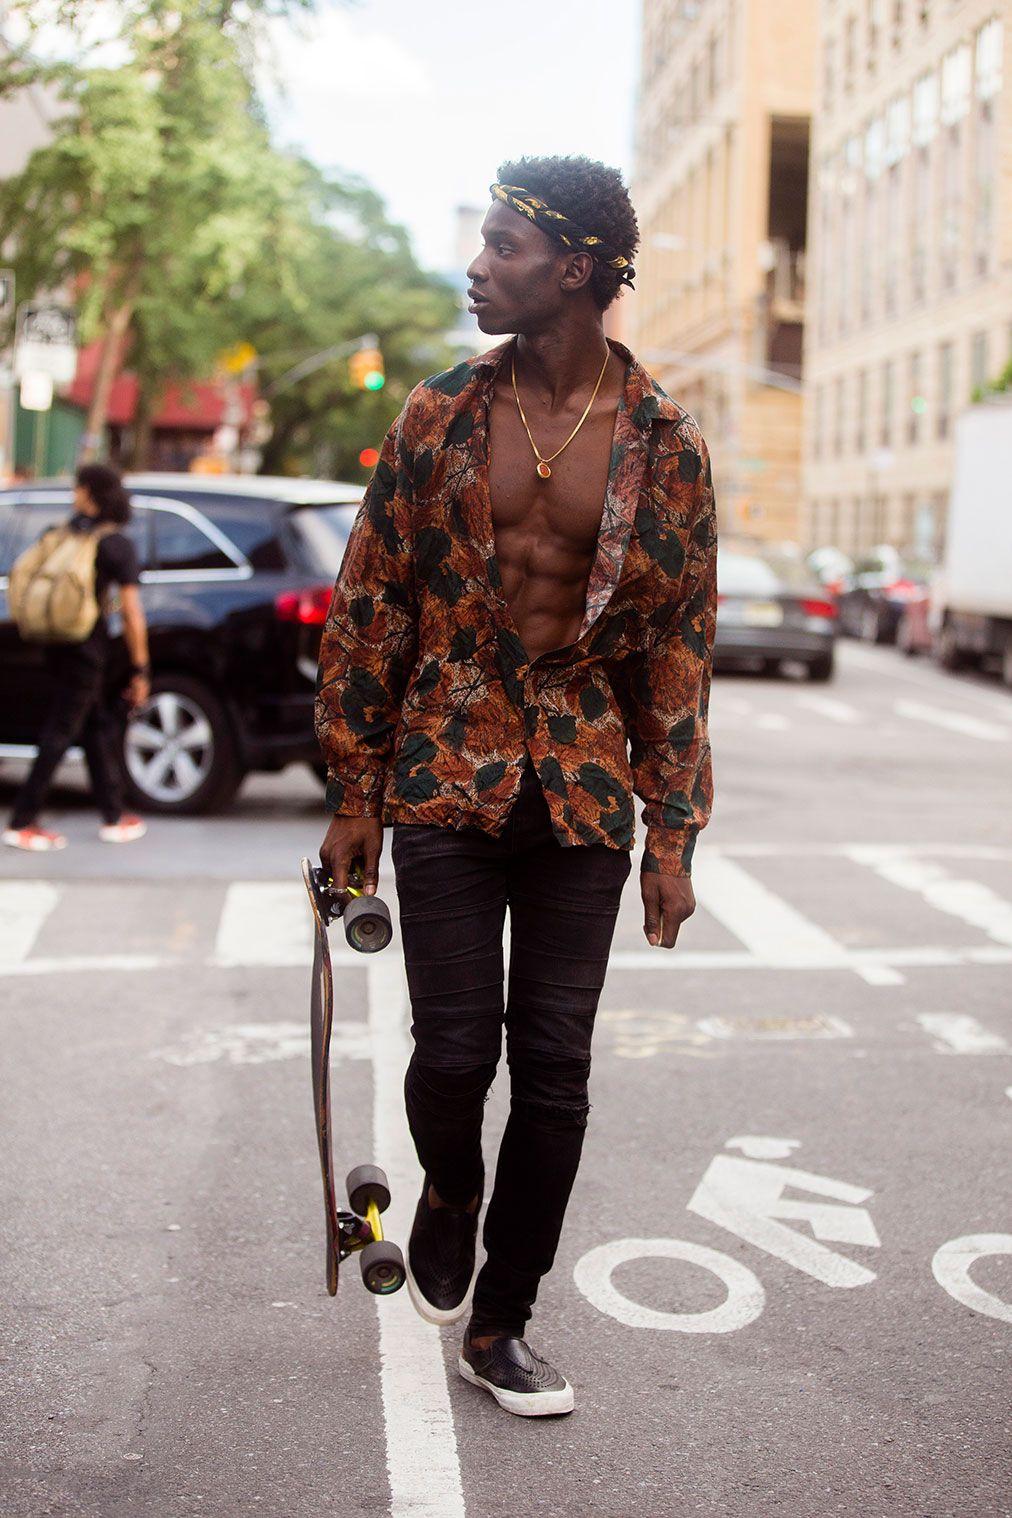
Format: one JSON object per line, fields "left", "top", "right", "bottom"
{"left": 315, "top": 404, "right": 418, "bottom": 831}
{"left": 616, "top": 429, "right": 718, "bottom": 939}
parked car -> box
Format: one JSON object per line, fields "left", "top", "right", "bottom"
{"left": 0, "top": 474, "right": 362, "bottom": 814}
{"left": 835, "top": 544, "right": 934, "bottom": 645}
{"left": 715, "top": 540, "right": 838, "bottom": 681}
{"left": 806, "top": 545, "right": 854, "bottom": 597}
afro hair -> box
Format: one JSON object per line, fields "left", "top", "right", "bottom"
{"left": 495, "top": 154, "right": 640, "bottom": 311}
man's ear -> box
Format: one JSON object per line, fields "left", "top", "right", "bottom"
{"left": 559, "top": 250, "right": 594, "bottom": 294}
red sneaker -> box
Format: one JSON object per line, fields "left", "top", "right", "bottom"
{"left": 2, "top": 825, "right": 68, "bottom": 852}
{"left": 99, "top": 814, "right": 147, "bottom": 844}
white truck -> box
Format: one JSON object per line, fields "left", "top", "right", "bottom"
{"left": 933, "top": 400, "right": 1012, "bottom": 686}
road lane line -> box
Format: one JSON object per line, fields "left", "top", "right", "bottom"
{"left": 840, "top": 642, "right": 1012, "bottom": 716}
{"left": 214, "top": 882, "right": 313, "bottom": 966}
{"left": 0, "top": 881, "right": 59, "bottom": 965}
{"left": 794, "top": 692, "right": 861, "bottom": 723}
{"left": 848, "top": 847, "right": 1012, "bottom": 946}
{"left": 689, "top": 854, "right": 901, "bottom": 984}
{"left": 916, "top": 1013, "right": 1010, "bottom": 1055}
{"left": 365, "top": 955, "right": 465, "bottom": 1518}
{"left": 893, "top": 698, "right": 1010, "bottom": 743}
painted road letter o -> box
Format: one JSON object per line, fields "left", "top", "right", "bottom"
{"left": 573, "top": 1237, "right": 766, "bottom": 1334}
{"left": 932, "top": 1234, "right": 1012, "bottom": 1324}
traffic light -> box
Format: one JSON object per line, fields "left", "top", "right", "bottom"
{"left": 349, "top": 347, "right": 385, "bottom": 391}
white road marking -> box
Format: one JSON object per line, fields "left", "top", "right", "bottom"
{"left": 794, "top": 692, "right": 860, "bottom": 723}
{"left": 151, "top": 1020, "right": 370, "bottom": 1066}
{"left": 364, "top": 955, "right": 464, "bottom": 1518}
{"left": 214, "top": 882, "right": 315, "bottom": 967}
{"left": 840, "top": 642, "right": 1012, "bottom": 717}
{"left": 916, "top": 1014, "right": 1010, "bottom": 1055}
{"left": 0, "top": 953, "right": 166, "bottom": 976}
{"left": 689, "top": 853, "right": 902, "bottom": 984}
{"left": 697, "top": 1013, "right": 853, "bottom": 1041}
{"left": 573, "top": 1238, "right": 765, "bottom": 1334}
{"left": 848, "top": 847, "right": 1012, "bottom": 946}
{"left": 0, "top": 881, "right": 59, "bottom": 965}
{"left": 931, "top": 1235, "right": 1012, "bottom": 1324}
{"left": 893, "top": 698, "right": 1010, "bottom": 743}
{"left": 687, "top": 1151, "right": 880, "bottom": 1288}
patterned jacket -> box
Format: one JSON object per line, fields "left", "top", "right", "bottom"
{"left": 315, "top": 337, "right": 717, "bottom": 877}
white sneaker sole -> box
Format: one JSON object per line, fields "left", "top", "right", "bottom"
{"left": 405, "top": 1256, "right": 477, "bottom": 1326}
{"left": 99, "top": 824, "right": 147, "bottom": 843}
{"left": 457, "top": 1355, "right": 575, "bottom": 1417}
{"left": 3, "top": 831, "right": 67, "bottom": 851}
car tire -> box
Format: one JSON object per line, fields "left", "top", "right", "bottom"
{"left": 860, "top": 605, "right": 885, "bottom": 644}
{"left": 808, "top": 651, "right": 835, "bottom": 682}
{"left": 123, "top": 673, "right": 243, "bottom": 815}
{"left": 935, "top": 622, "right": 966, "bottom": 673}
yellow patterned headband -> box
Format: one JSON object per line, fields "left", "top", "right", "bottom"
{"left": 489, "top": 182, "right": 636, "bottom": 287}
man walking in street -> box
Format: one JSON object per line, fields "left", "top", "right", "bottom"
{"left": 316, "top": 155, "right": 717, "bottom": 1416}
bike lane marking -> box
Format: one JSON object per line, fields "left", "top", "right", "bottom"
{"left": 932, "top": 1236, "right": 1012, "bottom": 1324}
{"left": 573, "top": 1239, "right": 765, "bottom": 1334}
{"left": 366, "top": 954, "right": 465, "bottom": 1518}
{"left": 916, "top": 1013, "right": 1010, "bottom": 1055}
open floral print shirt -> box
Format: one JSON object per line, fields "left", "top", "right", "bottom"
{"left": 315, "top": 337, "right": 717, "bottom": 877}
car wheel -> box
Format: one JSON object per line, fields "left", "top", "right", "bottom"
{"left": 123, "top": 674, "right": 242, "bottom": 815}
{"left": 808, "top": 651, "right": 835, "bottom": 681}
{"left": 935, "top": 622, "right": 966, "bottom": 672}
{"left": 860, "top": 605, "right": 884, "bottom": 644}
{"left": 897, "top": 614, "right": 917, "bottom": 657}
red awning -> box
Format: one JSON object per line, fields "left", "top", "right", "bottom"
{"left": 66, "top": 341, "right": 257, "bottom": 431}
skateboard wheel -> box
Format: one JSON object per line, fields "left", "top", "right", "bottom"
{"left": 343, "top": 894, "right": 393, "bottom": 953}
{"left": 346, "top": 1164, "right": 391, "bottom": 1217}
{"left": 360, "top": 1240, "right": 406, "bottom": 1295}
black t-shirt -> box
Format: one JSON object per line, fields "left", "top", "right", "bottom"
{"left": 65, "top": 513, "right": 141, "bottom": 645}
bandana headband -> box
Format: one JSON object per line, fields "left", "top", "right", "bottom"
{"left": 489, "top": 182, "right": 636, "bottom": 288}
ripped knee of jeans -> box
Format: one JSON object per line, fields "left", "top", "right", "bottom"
{"left": 404, "top": 1055, "right": 498, "bottom": 1116}
{"left": 507, "top": 1053, "right": 592, "bottom": 1131}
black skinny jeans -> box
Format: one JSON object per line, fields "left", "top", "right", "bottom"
{"left": 391, "top": 753, "right": 632, "bottom": 1338}
{"left": 9, "top": 640, "right": 126, "bottom": 829}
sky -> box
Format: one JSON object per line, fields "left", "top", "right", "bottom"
{"left": 259, "top": 0, "right": 640, "bottom": 274}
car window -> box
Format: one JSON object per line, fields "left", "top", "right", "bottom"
{"left": 150, "top": 494, "right": 287, "bottom": 570}
{"left": 285, "top": 504, "right": 357, "bottom": 576}
{"left": 0, "top": 501, "right": 73, "bottom": 573}
{"left": 150, "top": 507, "right": 234, "bottom": 572}
{"left": 717, "top": 551, "right": 782, "bottom": 596}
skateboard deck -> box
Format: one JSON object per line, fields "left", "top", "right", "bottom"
{"left": 301, "top": 857, "right": 403, "bottom": 1298}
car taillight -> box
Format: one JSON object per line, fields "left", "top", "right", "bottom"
{"left": 885, "top": 578, "right": 919, "bottom": 601}
{"left": 275, "top": 585, "right": 333, "bottom": 625}
{"left": 801, "top": 597, "right": 837, "bottom": 619}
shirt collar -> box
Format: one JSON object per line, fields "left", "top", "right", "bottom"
{"left": 466, "top": 336, "right": 682, "bottom": 432}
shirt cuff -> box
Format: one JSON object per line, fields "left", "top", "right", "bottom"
{"left": 641, "top": 824, "right": 699, "bottom": 878}
{"left": 324, "top": 769, "right": 385, "bottom": 817}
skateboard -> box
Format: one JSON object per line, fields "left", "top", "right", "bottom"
{"left": 300, "top": 856, "right": 404, "bottom": 1297}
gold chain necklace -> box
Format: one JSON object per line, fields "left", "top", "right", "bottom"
{"left": 511, "top": 340, "right": 610, "bottom": 479}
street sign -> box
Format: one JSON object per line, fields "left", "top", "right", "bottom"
{"left": 14, "top": 304, "right": 78, "bottom": 385}
{"left": 20, "top": 372, "right": 54, "bottom": 411}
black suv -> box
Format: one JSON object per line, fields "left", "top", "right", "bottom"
{"left": 0, "top": 474, "right": 361, "bottom": 814}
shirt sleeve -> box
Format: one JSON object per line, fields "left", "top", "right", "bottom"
{"left": 616, "top": 428, "right": 718, "bottom": 877}
{"left": 98, "top": 533, "right": 141, "bottom": 587}
{"left": 314, "top": 406, "right": 418, "bottom": 817}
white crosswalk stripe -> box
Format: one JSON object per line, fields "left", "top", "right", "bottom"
{"left": 893, "top": 699, "right": 1010, "bottom": 743}
{"left": 1, "top": 851, "right": 1010, "bottom": 990}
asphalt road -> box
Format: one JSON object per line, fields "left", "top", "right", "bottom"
{"left": 1, "top": 639, "right": 1010, "bottom": 1518}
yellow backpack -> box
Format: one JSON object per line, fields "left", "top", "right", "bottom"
{"left": 8, "top": 520, "right": 118, "bottom": 643}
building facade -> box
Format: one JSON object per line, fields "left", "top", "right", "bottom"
{"left": 631, "top": 0, "right": 816, "bottom": 539}
{"left": 803, "top": 1, "right": 1011, "bottom": 560}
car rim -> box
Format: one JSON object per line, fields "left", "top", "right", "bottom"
{"left": 126, "top": 691, "right": 215, "bottom": 803}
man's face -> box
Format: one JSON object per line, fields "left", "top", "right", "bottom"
{"left": 465, "top": 201, "right": 569, "bottom": 335}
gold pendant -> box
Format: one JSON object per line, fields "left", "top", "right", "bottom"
{"left": 536, "top": 460, "right": 552, "bottom": 479}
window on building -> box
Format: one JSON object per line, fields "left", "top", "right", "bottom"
{"left": 891, "top": 0, "right": 904, "bottom": 50}
{"left": 884, "top": 97, "right": 909, "bottom": 314}
{"left": 881, "top": 359, "right": 894, "bottom": 446}
{"left": 834, "top": 375, "right": 845, "bottom": 457}
{"left": 973, "top": 19, "right": 1003, "bottom": 277}
{"left": 936, "top": 340, "right": 954, "bottom": 439}
{"left": 856, "top": 369, "right": 867, "bottom": 453}
{"left": 840, "top": 135, "right": 862, "bottom": 335}
{"left": 907, "top": 350, "right": 923, "bottom": 444}
{"left": 824, "top": 37, "right": 835, "bottom": 114}
{"left": 866, "top": 0, "right": 883, "bottom": 76}
{"left": 970, "top": 331, "right": 988, "bottom": 395}
{"left": 845, "top": 14, "right": 857, "bottom": 92}
{"left": 862, "top": 117, "right": 885, "bottom": 324}
{"left": 707, "top": 32, "right": 719, "bottom": 98}
{"left": 940, "top": 44, "right": 971, "bottom": 290}
{"left": 917, "top": 0, "right": 931, "bottom": 26}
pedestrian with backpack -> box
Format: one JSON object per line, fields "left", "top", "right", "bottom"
{"left": 3, "top": 463, "right": 151, "bottom": 852}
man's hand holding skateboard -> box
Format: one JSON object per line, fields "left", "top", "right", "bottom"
{"left": 320, "top": 815, "right": 383, "bottom": 898}
{"left": 641, "top": 873, "right": 695, "bottom": 949}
